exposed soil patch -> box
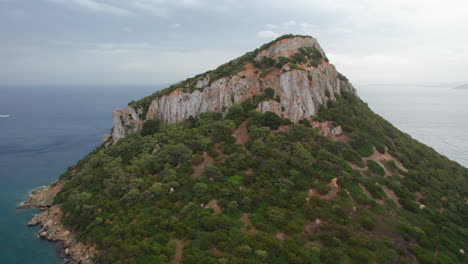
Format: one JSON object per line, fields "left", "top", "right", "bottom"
{"left": 304, "top": 219, "right": 324, "bottom": 234}
{"left": 241, "top": 213, "right": 257, "bottom": 234}
{"left": 191, "top": 152, "right": 214, "bottom": 178}
{"left": 331, "top": 133, "right": 350, "bottom": 143}
{"left": 171, "top": 239, "right": 187, "bottom": 264}
{"left": 233, "top": 121, "right": 250, "bottom": 145}
{"left": 204, "top": 199, "right": 222, "bottom": 215}
{"left": 365, "top": 147, "right": 407, "bottom": 175}
{"left": 383, "top": 186, "right": 400, "bottom": 207}
{"left": 415, "top": 191, "right": 424, "bottom": 202}
{"left": 307, "top": 178, "right": 340, "bottom": 201}
{"left": 275, "top": 232, "right": 288, "bottom": 241}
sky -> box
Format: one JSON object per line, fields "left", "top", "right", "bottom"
{"left": 1, "top": 0, "right": 467, "bottom": 87}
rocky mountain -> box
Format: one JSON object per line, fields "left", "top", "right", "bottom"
{"left": 22, "top": 35, "right": 467, "bottom": 264}
{"left": 110, "top": 35, "right": 356, "bottom": 143}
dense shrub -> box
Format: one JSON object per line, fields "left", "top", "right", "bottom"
{"left": 54, "top": 90, "right": 468, "bottom": 263}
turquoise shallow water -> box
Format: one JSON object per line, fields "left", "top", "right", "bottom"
{"left": 0, "top": 86, "right": 156, "bottom": 263}
{"left": 0, "top": 84, "right": 466, "bottom": 263}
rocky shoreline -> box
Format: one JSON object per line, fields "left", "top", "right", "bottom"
{"left": 17, "top": 181, "right": 97, "bottom": 264}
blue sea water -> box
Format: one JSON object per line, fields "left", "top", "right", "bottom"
{"left": 0, "top": 84, "right": 466, "bottom": 263}
{"left": 0, "top": 85, "right": 157, "bottom": 264}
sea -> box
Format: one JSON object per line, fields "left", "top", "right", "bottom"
{"left": 0, "top": 84, "right": 466, "bottom": 263}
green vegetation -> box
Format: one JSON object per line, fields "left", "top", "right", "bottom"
{"left": 54, "top": 92, "right": 467, "bottom": 263}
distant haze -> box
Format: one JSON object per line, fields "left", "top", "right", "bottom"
{"left": 454, "top": 84, "right": 468, "bottom": 90}
{"left": 1, "top": 0, "right": 468, "bottom": 86}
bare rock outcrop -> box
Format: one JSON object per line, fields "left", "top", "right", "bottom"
{"left": 19, "top": 181, "right": 97, "bottom": 263}
{"left": 17, "top": 181, "right": 63, "bottom": 209}
{"left": 28, "top": 205, "right": 97, "bottom": 264}
{"left": 111, "top": 105, "right": 141, "bottom": 143}
{"left": 110, "top": 35, "right": 357, "bottom": 143}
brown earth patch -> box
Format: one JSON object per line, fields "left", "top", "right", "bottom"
{"left": 233, "top": 121, "right": 250, "bottom": 145}
{"left": 241, "top": 213, "right": 257, "bottom": 234}
{"left": 171, "top": 239, "right": 187, "bottom": 264}
{"left": 364, "top": 146, "right": 408, "bottom": 175}
{"left": 383, "top": 186, "right": 400, "bottom": 207}
{"left": 415, "top": 191, "right": 424, "bottom": 202}
{"left": 307, "top": 178, "right": 340, "bottom": 201}
{"left": 191, "top": 151, "right": 214, "bottom": 178}
{"left": 304, "top": 219, "right": 324, "bottom": 234}
{"left": 204, "top": 199, "right": 222, "bottom": 215}
{"left": 275, "top": 232, "right": 288, "bottom": 241}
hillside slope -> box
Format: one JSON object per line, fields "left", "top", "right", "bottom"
{"left": 26, "top": 35, "right": 467, "bottom": 264}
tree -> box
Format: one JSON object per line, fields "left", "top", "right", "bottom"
{"left": 201, "top": 165, "right": 223, "bottom": 180}
{"left": 226, "top": 104, "right": 246, "bottom": 122}
{"left": 263, "top": 111, "right": 282, "bottom": 130}
{"left": 227, "top": 201, "right": 239, "bottom": 214}
{"left": 141, "top": 118, "right": 161, "bottom": 136}
{"left": 149, "top": 182, "right": 165, "bottom": 196}
{"left": 192, "top": 183, "right": 208, "bottom": 196}
{"left": 121, "top": 188, "right": 140, "bottom": 204}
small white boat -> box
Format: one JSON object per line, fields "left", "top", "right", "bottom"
{"left": 0, "top": 115, "right": 10, "bottom": 118}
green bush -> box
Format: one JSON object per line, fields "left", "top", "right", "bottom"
{"left": 141, "top": 118, "right": 161, "bottom": 136}
{"left": 366, "top": 160, "right": 385, "bottom": 176}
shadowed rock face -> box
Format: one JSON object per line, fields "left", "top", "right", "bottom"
{"left": 111, "top": 36, "right": 357, "bottom": 143}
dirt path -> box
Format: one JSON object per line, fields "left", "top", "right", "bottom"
{"left": 171, "top": 239, "right": 186, "bottom": 264}
{"left": 383, "top": 186, "right": 400, "bottom": 207}
{"left": 191, "top": 152, "right": 214, "bottom": 178}
{"left": 364, "top": 146, "right": 407, "bottom": 175}
{"left": 434, "top": 249, "right": 439, "bottom": 264}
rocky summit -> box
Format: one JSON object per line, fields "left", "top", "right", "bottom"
{"left": 22, "top": 35, "right": 467, "bottom": 264}
{"left": 110, "top": 35, "right": 356, "bottom": 143}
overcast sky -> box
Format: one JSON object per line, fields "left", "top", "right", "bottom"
{"left": 1, "top": 0, "right": 467, "bottom": 87}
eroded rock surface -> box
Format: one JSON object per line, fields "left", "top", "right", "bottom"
{"left": 29, "top": 205, "right": 97, "bottom": 264}
{"left": 110, "top": 36, "right": 357, "bottom": 143}
{"left": 19, "top": 182, "right": 97, "bottom": 263}
{"left": 17, "top": 181, "right": 63, "bottom": 209}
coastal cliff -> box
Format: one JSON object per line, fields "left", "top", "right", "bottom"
{"left": 111, "top": 36, "right": 356, "bottom": 143}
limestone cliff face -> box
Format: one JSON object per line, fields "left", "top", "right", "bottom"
{"left": 111, "top": 36, "right": 357, "bottom": 142}
{"left": 111, "top": 106, "right": 141, "bottom": 143}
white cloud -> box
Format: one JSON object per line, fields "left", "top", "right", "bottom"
{"left": 282, "top": 20, "right": 297, "bottom": 27}
{"left": 257, "top": 30, "right": 279, "bottom": 39}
